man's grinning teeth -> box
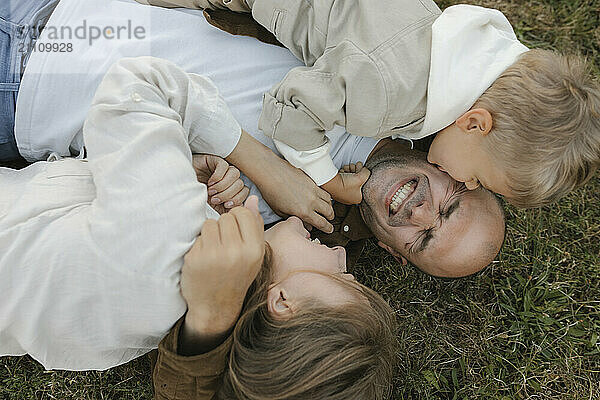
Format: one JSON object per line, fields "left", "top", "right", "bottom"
{"left": 389, "top": 180, "right": 417, "bottom": 213}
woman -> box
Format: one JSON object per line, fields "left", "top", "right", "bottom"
{"left": 175, "top": 197, "right": 397, "bottom": 399}
{"left": 1, "top": 57, "right": 397, "bottom": 397}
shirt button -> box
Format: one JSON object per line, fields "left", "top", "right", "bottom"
{"left": 343, "top": 225, "right": 350, "bottom": 233}
{"left": 131, "top": 92, "right": 142, "bottom": 103}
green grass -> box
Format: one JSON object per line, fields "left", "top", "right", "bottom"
{"left": 1, "top": 0, "right": 599, "bottom": 398}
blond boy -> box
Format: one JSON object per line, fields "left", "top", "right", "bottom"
{"left": 139, "top": 0, "right": 600, "bottom": 209}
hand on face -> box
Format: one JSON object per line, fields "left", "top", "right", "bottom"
{"left": 181, "top": 196, "right": 265, "bottom": 335}
{"left": 192, "top": 154, "right": 250, "bottom": 213}
{"left": 321, "top": 162, "right": 371, "bottom": 205}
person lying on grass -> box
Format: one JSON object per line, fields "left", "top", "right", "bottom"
{"left": 175, "top": 194, "right": 397, "bottom": 400}
{"left": 0, "top": 58, "right": 397, "bottom": 400}
{"left": 147, "top": 132, "right": 507, "bottom": 400}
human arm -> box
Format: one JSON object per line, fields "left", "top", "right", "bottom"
{"left": 153, "top": 197, "right": 265, "bottom": 400}
{"left": 226, "top": 130, "right": 335, "bottom": 233}
{"left": 86, "top": 57, "right": 333, "bottom": 235}
{"left": 136, "top": 0, "right": 387, "bottom": 188}
{"left": 320, "top": 162, "right": 371, "bottom": 205}
{"left": 134, "top": 0, "right": 250, "bottom": 12}
{"left": 179, "top": 196, "right": 264, "bottom": 355}
{"left": 153, "top": 319, "right": 233, "bottom": 400}
{"left": 192, "top": 134, "right": 337, "bottom": 229}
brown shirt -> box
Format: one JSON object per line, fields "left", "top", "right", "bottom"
{"left": 153, "top": 319, "right": 233, "bottom": 400}
{"left": 152, "top": 203, "right": 373, "bottom": 399}
{"left": 202, "top": 9, "right": 282, "bottom": 47}
{"left": 312, "top": 203, "right": 373, "bottom": 273}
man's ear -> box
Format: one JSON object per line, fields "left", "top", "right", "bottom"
{"left": 378, "top": 241, "right": 408, "bottom": 266}
{"left": 267, "top": 287, "right": 294, "bottom": 320}
{"left": 455, "top": 108, "right": 493, "bottom": 136}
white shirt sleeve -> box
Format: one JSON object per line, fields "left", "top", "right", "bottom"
{"left": 273, "top": 139, "right": 339, "bottom": 186}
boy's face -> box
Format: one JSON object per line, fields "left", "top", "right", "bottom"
{"left": 427, "top": 121, "right": 512, "bottom": 198}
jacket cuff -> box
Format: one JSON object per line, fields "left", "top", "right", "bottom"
{"left": 158, "top": 318, "right": 233, "bottom": 377}
{"left": 274, "top": 139, "right": 338, "bottom": 186}
{"left": 259, "top": 92, "right": 329, "bottom": 150}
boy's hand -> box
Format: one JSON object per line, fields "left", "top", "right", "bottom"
{"left": 180, "top": 196, "right": 265, "bottom": 350}
{"left": 322, "top": 164, "right": 371, "bottom": 205}
{"left": 192, "top": 154, "right": 250, "bottom": 213}
{"left": 340, "top": 161, "right": 366, "bottom": 174}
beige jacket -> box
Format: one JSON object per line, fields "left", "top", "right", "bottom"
{"left": 136, "top": 0, "right": 440, "bottom": 184}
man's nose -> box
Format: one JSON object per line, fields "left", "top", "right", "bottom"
{"left": 410, "top": 201, "right": 435, "bottom": 228}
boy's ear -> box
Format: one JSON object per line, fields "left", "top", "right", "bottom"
{"left": 378, "top": 241, "right": 408, "bottom": 265}
{"left": 456, "top": 108, "right": 493, "bottom": 136}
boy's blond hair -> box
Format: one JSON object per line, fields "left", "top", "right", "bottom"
{"left": 475, "top": 49, "right": 600, "bottom": 208}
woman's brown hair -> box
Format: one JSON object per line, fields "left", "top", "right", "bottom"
{"left": 216, "top": 244, "right": 398, "bottom": 400}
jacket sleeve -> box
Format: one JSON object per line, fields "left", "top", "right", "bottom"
{"left": 154, "top": 319, "right": 233, "bottom": 400}
{"left": 134, "top": 0, "right": 251, "bottom": 12}
{"left": 257, "top": 43, "right": 386, "bottom": 184}
{"left": 83, "top": 56, "right": 241, "bottom": 273}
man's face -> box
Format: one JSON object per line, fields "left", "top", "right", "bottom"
{"left": 360, "top": 141, "right": 505, "bottom": 277}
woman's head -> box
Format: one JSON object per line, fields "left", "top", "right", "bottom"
{"left": 217, "top": 216, "right": 398, "bottom": 400}
{"left": 264, "top": 216, "right": 359, "bottom": 316}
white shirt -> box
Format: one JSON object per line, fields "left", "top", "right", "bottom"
{"left": 1, "top": 57, "right": 240, "bottom": 370}
{"left": 15, "top": 0, "right": 379, "bottom": 224}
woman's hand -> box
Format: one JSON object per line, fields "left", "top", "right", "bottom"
{"left": 179, "top": 196, "right": 265, "bottom": 355}
{"left": 192, "top": 154, "right": 250, "bottom": 213}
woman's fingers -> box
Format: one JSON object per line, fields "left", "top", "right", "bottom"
{"left": 316, "top": 186, "right": 334, "bottom": 204}
{"left": 306, "top": 212, "right": 333, "bottom": 234}
{"left": 224, "top": 186, "right": 250, "bottom": 209}
{"left": 243, "top": 195, "right": 260, "bottom": 215}
{"left": 218, "top": 213, "right": 242, "bottom": 245}
{"left": 316, "top": 197, "right": 335, "bottom": 221}
{"left": 210, "top": 179, "right": 245, "bottom": 205}
{"left": 207, "top": 158, "right": 229, "bottom": 187}
{"left": 208, "top": 166, "right": 241, "bottom": 195}
{"left": 231, "top": 208, "right": 261, "bottom": 241}
{"left": 199, "top": 219, "right": 221, "bottom": 245}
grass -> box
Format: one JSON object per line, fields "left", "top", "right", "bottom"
{"left": 1, "top": 0, "right": 599, "bottom": 398}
